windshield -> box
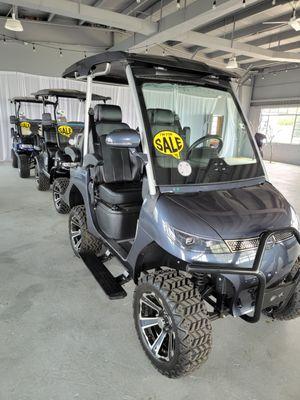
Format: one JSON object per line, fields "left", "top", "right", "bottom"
{"left": 141, "top": 82, "right": 264, "bottom": 186}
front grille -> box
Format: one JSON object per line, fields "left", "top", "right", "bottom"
{"left": 273, "top": 231, "right": 294, "bottom": 242}
{"left": 225, "top": 231, "right": 294, "bottom": 253}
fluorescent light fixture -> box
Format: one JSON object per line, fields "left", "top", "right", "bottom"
{"left": 226, "top": 56, "right": 238, "bottom": 69}
{"left": 5, "top": 12, "right": 23, "bottom": 32}
{"left": 289, "top": 17, "right": 300, "bottom": 31}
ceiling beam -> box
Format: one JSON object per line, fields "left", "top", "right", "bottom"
{"left": 111, "top": 0, "right": 262, "bottom": 51}
{"left": 78, "top": 0, "right": 104, "bottom": 26}
{"left": 0, "top": 17, "right": 115, "bottom": 47}
{"left": 200, "top": 0, "right": 291, "bottom": 34}
{"left": 237, "top": 41, "right": 300, "bottom": 65}
{"left": 121, "top": 0, "right": 154, "bottom": 16}
{"left": 180, "top": 31, "right": 300, "bottom": 63}
{"left": 208, "top": 27, "right": 300, "bottom": 59}
{"left": 197, "top": 0, "right": 292, "bottom": 56}
{"left": 0, "top": 0, "right": 157, "bottom": 35}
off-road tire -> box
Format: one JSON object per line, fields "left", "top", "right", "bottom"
{"left": 69, "top": 205, "right": 103, "bottom": 258}
{"left": 133, "top": 269, "right": 212, "bottom": 378}
{"left": 18, "top": 154, "right": 30, "bottom": 178}
{"left": 11, "top": 149, "right": 18, "bottom": 168}
{"left": 35, "top": 163, "right": 50, "bottom": 191}
{"left": 52, "top": 178, "right": 70, "bottom": 214}
{"left": 271, "top": 282, "right": 300, "bottom": 321}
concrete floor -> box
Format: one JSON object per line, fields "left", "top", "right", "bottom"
{"left": 0, "top": 161, "right": 299, "bottom": 400}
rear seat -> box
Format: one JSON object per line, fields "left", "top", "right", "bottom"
{"left": 93, "top": 104, "right": 142, "bottom": 205}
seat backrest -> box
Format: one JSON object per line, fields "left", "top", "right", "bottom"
{"left": 147, "top": 108, "right": 187, "bottom": 168}
{"left": 43, "top": 126, "right": 57, "bottom": 144}
{"left": 93, "top": 104, "right": 141, "bottom": 184}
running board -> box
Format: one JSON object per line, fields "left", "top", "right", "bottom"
{"left": 80, "top": 253, "right": 127, "bottom": 300}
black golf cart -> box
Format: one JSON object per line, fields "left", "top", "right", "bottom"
{"left": 33, "top": 89, "right": 109, "bottom": 214}
{"left": 62, "top": 52, "right": 300, "bottom": 378}
{"left": 9, "top": 97, "right": 53, "bottom": 178}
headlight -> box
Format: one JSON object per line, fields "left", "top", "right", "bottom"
{"left": 19, "top": 144, "right": 33, "bottom": 149}
{"left": 165, "top": 225, "right": 230, "bottom": 254}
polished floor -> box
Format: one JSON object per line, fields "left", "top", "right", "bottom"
{"left": 0, "top": 161, "right": 299, "bottom": 400}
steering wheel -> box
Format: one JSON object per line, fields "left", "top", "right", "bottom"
{"left": 186, "top": 135, "right": 223, "bottom": 160}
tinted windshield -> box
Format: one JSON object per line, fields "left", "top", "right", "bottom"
{"left": 141, "top": 82, "right": 264, "bottom": 186}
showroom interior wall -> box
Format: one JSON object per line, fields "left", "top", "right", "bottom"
{"left": 249, "top": 68, "right": 300, "bottom": 166}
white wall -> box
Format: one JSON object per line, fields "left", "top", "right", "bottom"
{"left": 0, "top": 41, "right": 88, "bottom": 77}
{"left": 263, "top": 143, "right": 300, "bottom": 166}
{"left": 252, "top": 69, "right": 300, "bottom": 104}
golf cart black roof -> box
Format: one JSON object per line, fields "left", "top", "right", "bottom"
{"left": 10, "top": 96, "right": 54, "bottom": 105}
{"left": 33, "top": 89, "right": 110, "bottom": 101}
{"left": 62, "top": 51, "right": 237, "bottom": 85}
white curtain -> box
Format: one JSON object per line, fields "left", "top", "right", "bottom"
{"left": 0, "top": 71, "right": 137, "bottom": 161}
{"left": 143, "top": 85, "right": 217, "bottom": 145}
{"left": 143, "top": 83, "right": 253, "bottom": 160}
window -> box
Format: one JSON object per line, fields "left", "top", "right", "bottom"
{"left": 258, "top": 106, "right": 300, "bottom": 145}
{"left": 141, "top": 82, "right": 263, "bottom": 186}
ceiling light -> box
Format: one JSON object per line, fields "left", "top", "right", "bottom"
{"left": 289, "top": 16, "right": 300, "bottom": 31}
{"left": 5, "top": 12, "right": 23, "bottom": 32}
{"left": 226, "top": 56, "right": 238, "bottom": 69}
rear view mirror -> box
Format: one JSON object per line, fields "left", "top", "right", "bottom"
{"left": 106, "top": 129, "right": 140, "bottom": 148}
{"left": 42, "top": 113, "right": 53, "bottom": 127}
{"left": 10, "top": 115, "right": 17, "bottom": 125}
{"left": 255, "top": 132, "right": 267, "bottom": 149}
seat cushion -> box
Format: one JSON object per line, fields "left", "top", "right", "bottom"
{"left": 99, "top": 182, "right": 142, "bottom": 205}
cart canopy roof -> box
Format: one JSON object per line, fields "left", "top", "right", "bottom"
{"left": 33, "top": 89, "right": 110, "bottom": 101}
{"left": 10, "top": 96, "right": 54, "bottom": 105}
{"left": 62, "top": 51, "right": 237, "bottom": 85}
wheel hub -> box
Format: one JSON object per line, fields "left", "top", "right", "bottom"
{"left": 138, "top": 292, "right": 175, "bottom": 362}
{"left": 70, "top": 215, "right": 82, "bottom": 253}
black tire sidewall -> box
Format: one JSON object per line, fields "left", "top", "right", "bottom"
{"left": 35, "top": 162, "right": 50, "bottom": 191}
{"left": 18, "top": 154, "right": 30, "bottom": 178}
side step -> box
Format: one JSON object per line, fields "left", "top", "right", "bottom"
{"left": 80, "top": 253, "right": 127, "bottom": 300}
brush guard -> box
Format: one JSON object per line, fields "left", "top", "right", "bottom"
{"left": 187, "top": 228, "right": 300, "bottom": 323}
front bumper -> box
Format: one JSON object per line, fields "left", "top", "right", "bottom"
{"left": 187, "top": 228, "right": 300, "bottom": 323}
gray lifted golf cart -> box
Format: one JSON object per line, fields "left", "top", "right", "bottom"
{"left": 33, "top": 89, "right": 109, "bottom": 213}
{"left": 9, "top": 97, "right": 54, "bottom": 178}
{"left": 62, "top": 52, "right": 300, "bottom": 378}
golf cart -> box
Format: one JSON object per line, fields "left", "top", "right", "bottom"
{"left": 62, "top": 52, "right": 300, "bottom": 378}
{"left": 9, "top": 97, "right": 53, "bottom": 178}
{"left": 33, "top": 89, "right": 109, "bottom": 214}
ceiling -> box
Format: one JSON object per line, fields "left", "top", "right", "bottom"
{"left": 0, "top": 0, "right": 299, "bottom": 75}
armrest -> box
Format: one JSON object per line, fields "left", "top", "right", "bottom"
{"left": 82, "top": 153, "right": 103, "bottom": 169}
{"left": 65, "top": 146, "right": 82, "bottom": 162}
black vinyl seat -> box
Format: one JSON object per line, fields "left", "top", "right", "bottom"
{"left": 147, "top": 108, "right": 187, "bottom": 167}
{"left": 93, "top": 104, "right": 142, "bottom": 205}
{"left": 99, "top": 182, "right": 142, "bottom": 205}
